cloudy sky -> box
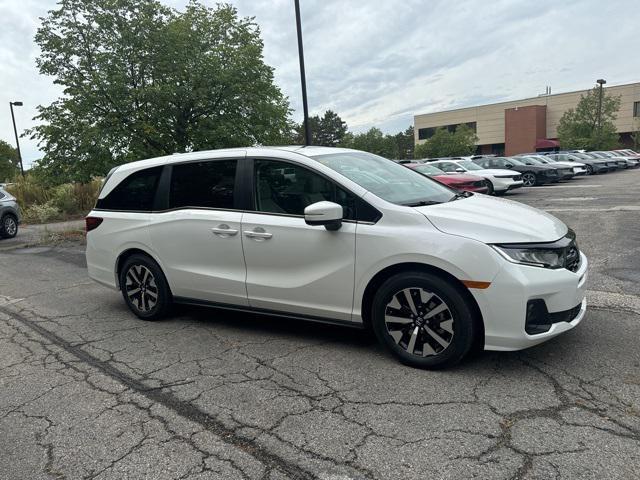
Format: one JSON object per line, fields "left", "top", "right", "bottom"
{"left": 1, "top": 0, "right": 639, "bottom": 167}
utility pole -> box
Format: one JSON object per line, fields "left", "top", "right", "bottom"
{"left": 294, "top": 0, "right": 311, "bottom": 146}
{"left": 9, "top": 101, "right": 25, "bottom": 176}
{"left": 596, "top": 78, "right": 606, "bottom": 131}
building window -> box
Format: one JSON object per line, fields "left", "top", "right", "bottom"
{"left": 634, "top": 101, "right": 640, "bottom": 117}
{"left": 418, "top": 122, "right": 476, "bottom": 140}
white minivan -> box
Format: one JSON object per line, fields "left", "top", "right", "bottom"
{"left": 86, "top": 147, "right": 587, "bottom": 368}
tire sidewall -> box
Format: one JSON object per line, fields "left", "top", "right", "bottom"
{"left": 119, "top": 254, "right": 171, "bottom": 320}
{"left": 523, "top": 172, "right": 536, "bottom": 187}
{"left": 371, "top": 272, "right": 477, "bottom": 369}
{"left": 1, "top": 215, "right": 18, "bottom": 238}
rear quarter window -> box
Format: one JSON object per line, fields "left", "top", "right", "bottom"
{"left": 96, "top": 166, "right": 162, "bottom": 211}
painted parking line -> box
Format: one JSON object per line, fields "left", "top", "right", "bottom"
{"left": 587, "top": 290, "right": 640, "bottom": 315}
{"left": 533, "top": 185, "right": 603, "bottom": 188}
{"left": 545, "top": 206, "right": 640, "bottom": 212}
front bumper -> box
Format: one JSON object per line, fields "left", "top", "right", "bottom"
{"left": 491, "top": 176, "right": 523, "bottom": 192}
{"left": 472, "top": 251, "right": 588, "bottom": 351}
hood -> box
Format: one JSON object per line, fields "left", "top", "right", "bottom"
{"left": 414, "top": 194, "right": 567, "bottom": 243}
{"left": 434, "top": 173, "right": 484, "bottom": 183}
{"left": 513, "top": 164, "right": 551, "bottom": 172}
{"left": 474, "top": 168, "right": 520, "bottom": 176}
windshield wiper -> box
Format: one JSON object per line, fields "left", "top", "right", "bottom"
{"left": 448, "top": 191, "right": 473, "bottom": 202}
{"left": 403, "top": 200, "right": 442, "bottom": 207}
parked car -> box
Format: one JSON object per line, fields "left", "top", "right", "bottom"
{"left": 583, "top": 152, "right": 626, "bottom": 169}
{"left": 403, "top": 163, "right": 489, "bottom": 194}
{"left": 426, "top": 159, "right": 523, "bottom": 195}
{"left": 86, "top": 147, "right": 588, "bottom": 369}
{"left": 0, "top": 186, "right": 21, "bottom": 239}
{"left": 545, "top": 153, "right": 610, "bottom": 175}
{"left": 471, "top": 156, "right": 559, "bottom": 186}
{"left": 592, "top": 151, "right": 639, "bottom": 168}
{"left": 515, "top": 156, "right": 575, "bottom": 181}
{"left": 521, "top": 155, "right": 587, "bottom": 176}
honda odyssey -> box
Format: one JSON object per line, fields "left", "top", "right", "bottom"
{"left": 86, "top": 147, "right": 588, "bottom": 368}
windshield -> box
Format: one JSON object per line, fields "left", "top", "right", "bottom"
{"left": 522, "top": 157, "right": 545, "bottom": 165}
{"left": 456, "top": 160, "right": 483, "bottom": 171}
{"left": 312, "top": 151, "right": 456, "bottom": 206}
{"left": 413, "top": 164, "right": 446, "bottom": 176}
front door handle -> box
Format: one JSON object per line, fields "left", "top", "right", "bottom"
{"left": 244, "top": 227, "right": 273, "bottom": 240}
{"left": 211, "top": 224, "right": 238, "bottom": 237}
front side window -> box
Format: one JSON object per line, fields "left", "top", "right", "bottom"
{"left": 456, "top": 160, "right": 483, "bottom": 171}
{"left": 311, "top": 151, "right": 455, "bottom": 206}
{"left": 96, "top": 166, "right": 162, "bottom": 211}
{"left": 253, "top": 159, "right": 379, "bottom": 222}
{"left": 433, "top": 162, "right": 459, "bottom": 173}
{"left": 169, "top": 160, "right": 237, "bottom": 209}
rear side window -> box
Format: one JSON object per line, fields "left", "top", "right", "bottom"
{"left": 169, "top": 160, "right": 237, "bottom": 209}
{"left": 96, "top": 166, "right": 162, "bottom": 211}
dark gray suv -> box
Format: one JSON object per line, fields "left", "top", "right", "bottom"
{"left": 0, "top": 185, "right": 21, "bottom": 239}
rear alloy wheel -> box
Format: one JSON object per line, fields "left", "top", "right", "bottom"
{"left": 521, "top": 172, "right": 537, "bottom": 187}
{"left": 371, "top": 272, "right": 477, "bottom": 369}
{"left": 119, "top": 254, "right": 171, "bottom": 320}
{"left": 0, "top": 215, "right": 18, "bottom": 239}
{"left": 585, "top": 165, "right": 594, "bottom": 175}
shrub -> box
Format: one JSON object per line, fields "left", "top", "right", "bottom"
{"left": 22, "top": 202, "right": 60, "bottom": 224}
{"left": 51, "top": 184, "right": 76, "bottom": 215}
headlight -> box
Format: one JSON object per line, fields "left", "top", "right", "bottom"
{"left": 492, "top": 245, "right": 564, "bottom": 269}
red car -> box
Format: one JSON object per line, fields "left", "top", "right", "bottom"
{"left": 404, "top": 162, "right": 489, "bottom": 194}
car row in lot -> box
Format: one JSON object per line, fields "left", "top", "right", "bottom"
{"left": 401, "top": 149, "right": 639, "bottom": 192}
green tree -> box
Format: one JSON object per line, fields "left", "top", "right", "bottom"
{"left": 394, "top": 126, "right": 414, "bottom": 159}
{"left": 29, "top": 0, "right": 292, "bottom": 183}
{"left": 631, "top": 118, "right": 640, "bottom": 151}
{"left": 0, "top": 140, "right": 19, "bottom": 182}
{"left": 414, "top": 124, "right": 477, "bottom": 159}
{"left": 342, "top": 127, "right": 399, "bottom": 158}
{"left": 557, "top": 86, "right": 621, "bottom": 150}
{"left": 294, "top": 110, "right": 348, "bottom": 146}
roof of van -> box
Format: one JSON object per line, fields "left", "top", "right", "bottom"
{"left": 113, "top": 146, "right": 357, "bottom": 174}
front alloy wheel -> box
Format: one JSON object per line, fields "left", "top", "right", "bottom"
{"left": 371, "top": 271, "right": 478, "bottom": 368}
{"left": 384, "top": 288, "right": 454, "bottom": 357}
{"left": 585, "top": 165, "right": 593, "bottom": 175}
{"left": 522, "top": 172, "right": 537, "bottom": 187}
{"left": 125, "top": 264, "right": 159, "bottom": 313}
{"left": 1, "top": 215, "right": 18, "bottom": 238}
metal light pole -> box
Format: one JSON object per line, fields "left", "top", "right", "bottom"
{"left": 596, "top": 78, "right": 606, "bottom": 131}
{"left": 294, "top": 0, "right": 311, "bottom": 146}
{"left": 9, "top": 101, "right": 25, "bottom": 176}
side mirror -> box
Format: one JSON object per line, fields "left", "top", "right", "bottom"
{"left": 505, "top": 163, "right": 513, "bottom": 168}
{"left": 454, "top": 167, "right": 465, "bottom": 173}
{"left": 304, "top": 201, "right": 343, "bottom": 231}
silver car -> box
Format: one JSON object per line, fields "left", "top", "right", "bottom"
{"left": 0, "top": 185, "right": 21, "bottom": 239}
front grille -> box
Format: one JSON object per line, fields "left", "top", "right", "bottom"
{"left": 514, "top": 174, "right": 522, "bottom": 181}
{"left": 560, "top": 169, "right": 572, "bottom": 175}
{"left": 547, "top": 170, "right": 558, "bottom": 176}
{"left": 564, "top": 245, "right": 580, "bottom": 272}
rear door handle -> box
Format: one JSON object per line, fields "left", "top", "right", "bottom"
{"left": 244, "top": 227, "right": 272, "bottom": 240}
{"left": 211, "top": 224, "right": 238, "bottom": 237}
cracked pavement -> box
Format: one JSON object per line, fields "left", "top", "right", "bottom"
{"left": 1, "top": 169, "right": 639, "bottom": 479}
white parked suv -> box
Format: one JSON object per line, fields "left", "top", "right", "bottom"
{"left": 427, "top": 159, "right": 523, "bottom": 195}
{"left": 86, "top": 147, "right": 587, "bottom": 368}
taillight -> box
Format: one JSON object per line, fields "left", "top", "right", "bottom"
{"left": 85, "top": 217, "right": 103, "bottom": 233}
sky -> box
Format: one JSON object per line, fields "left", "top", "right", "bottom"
{"left": 1, "top": 0, "right": 640, "bottom": 167}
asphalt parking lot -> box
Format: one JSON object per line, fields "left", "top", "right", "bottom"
{"left": 1, "top": 168, "right": 639, "bottom": 480}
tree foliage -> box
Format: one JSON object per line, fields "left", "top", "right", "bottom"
{"left": 29, "top": 0, "right": 292, "bottom": 183}
{"left": 557, "top": 86, "right": 621, "bottom": 151}
{"left": 0, "top": 140, "right": 19, "bottom": 182}
{"left": 414, "top": 124, "right": 477, "bottom": 159}
{"left": 394, "top": 126, "right": 415, "bottom": 159}
{"left": 341, "top": 127, "right": 399, "bottom": 158}
{"left": 294, "top": 110, "right": 348, "bottom": 146}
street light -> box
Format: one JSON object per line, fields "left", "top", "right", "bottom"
{"left": 294, "top": 0, "right": 311, "bottom": 146}
{"left": 596, "top": 79, "right": 606, "bottom": 131}
{"left": 9, "top": 101, "right": 25, "bottom": 176}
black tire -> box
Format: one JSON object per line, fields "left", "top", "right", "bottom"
{"left": 119, "top": 253, "right": 172, "bottom": 320}
{"left": 585, "top": 165, "right": 594, "bottom": 175}
{"left": 371, "top": 271, "right": 479, "bottom": 369}
{"left": 485, "top": 180, "right": 495, "bottom": 195}
{"left": 521, "top": 171, "right": 537, "bottom": 187}
{"left": 0, "top": 214, "right": 18, "bottom": 239}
